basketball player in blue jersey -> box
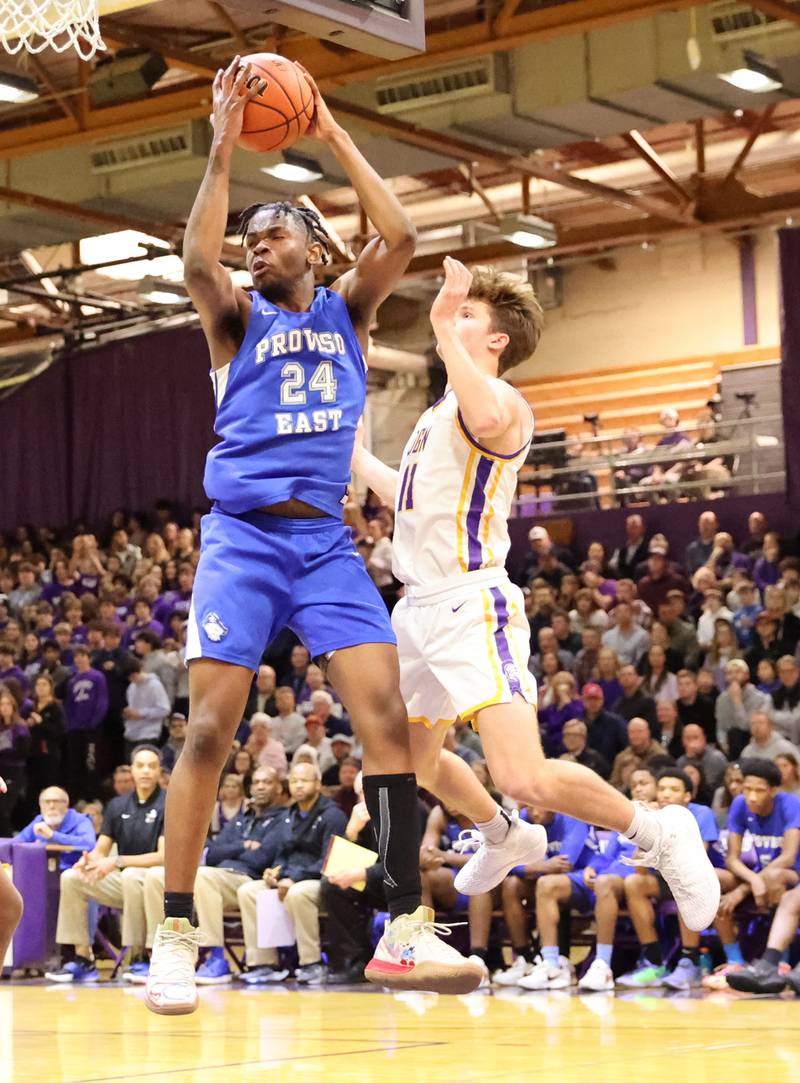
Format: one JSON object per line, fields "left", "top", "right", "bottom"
{"left": 352, "top": 256, "right": 721, "bottom": 948}
{"left": 144, "top": 59, "right": 482, "bottom": 1014}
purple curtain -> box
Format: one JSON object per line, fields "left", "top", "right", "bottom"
{"left": 0, "top": 326, "right": 215, "bottom": 531}
{"left": 779, "top": 228, "right": 800, "bottom": 511}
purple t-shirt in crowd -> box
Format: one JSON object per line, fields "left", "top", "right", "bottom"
{"left": 728, "top": 791, "right": 800, "bottom": 871}
{"left": 64, "top": 668, "right": 109, "bottom": 731}
{"left": 153, "top": 591, "right": 191, "bottom": 626}
{"left": 0, "top": 664, "right": 28, "bottom": 691}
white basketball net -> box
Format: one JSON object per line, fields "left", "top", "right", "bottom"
{"left": 1, "top": 0, "right": 105, "bottom": 60}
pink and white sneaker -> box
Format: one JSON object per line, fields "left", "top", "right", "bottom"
{"left": 365, "top": 906, "right": 484, "bottom": 995}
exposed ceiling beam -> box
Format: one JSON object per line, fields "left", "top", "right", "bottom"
{"left": 457, "top": 163, "right": 502, "bottom": 223}
{"left": 721, "top": 104, "right": 778, "bottom": 188}
{"left": 102, "top": 21, "right": 223, "bottom": 78}
{"left": 494, "top": 0, "right": 525, "bottom": 35}
{"left": 623, "top": 130, "right": 693, "bottom": 206}
{"left": 694, "top": 118, "right": 705, "bottom": 176}
{"left": 207, "top": 1, "right": 249, "bottom": 50}
{"left": 749, "top": 0, "right": 800, "bottom": 26}
{"left": 29, "top": 56, "right": 79, "bottom": 124}
{"left": 296, "top": 195, "right": 354, "bottom": 262}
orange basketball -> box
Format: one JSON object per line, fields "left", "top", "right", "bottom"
{"left": 237, "top": 53, "right": 315, "bottom": 153}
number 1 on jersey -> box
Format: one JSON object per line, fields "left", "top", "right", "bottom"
{"left": 398, "top": 463, "right": 417, "bottom": 511}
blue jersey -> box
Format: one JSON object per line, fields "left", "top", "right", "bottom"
{"left": 728, "top": 791, "right": 800, "bottom": 871}
{"left": 522, "top": 809, "right": 598, "bottom": 868}
{"left": 204, "top": 287, "right": 366, "bottom": 518}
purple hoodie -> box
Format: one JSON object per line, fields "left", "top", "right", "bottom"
{"left": 65, "top": 668, "right": 109, "bottom": 731}
{"left": 0, "top": 664, "right": 28, "bottom": 692}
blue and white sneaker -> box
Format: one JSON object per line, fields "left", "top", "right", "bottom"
{"left": 122, "top": 961, "right": 150, "bottom": 985}
{"left": 662, "top": 958, "right": 701, "bottom": 991}
{"left": 45, "top": 957, "right": 99, "bottom": 983}
{"left": 195, "top": 954, "right": 233, "bottom": 985}
{"left": 239, "top": 965, "right": 290, "bottom": 985}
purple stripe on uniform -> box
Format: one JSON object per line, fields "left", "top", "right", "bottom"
{"left": 466, "top": 457, "right": 493, "bottom": 571}
{"left": 490, "top": 587, "right": 522, "bottom": 695}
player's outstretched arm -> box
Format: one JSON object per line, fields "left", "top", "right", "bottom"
{"left": 183, "top": 57, "right": 266, "bottom": 368}
{"left": 351, "top": 419, "right": 399, "bottom": 508}
{"left": 431, "top": 257, "right": 520, "bottom": 441}
{"left": 296, "top": 65, "right": 416, "bottom": 336}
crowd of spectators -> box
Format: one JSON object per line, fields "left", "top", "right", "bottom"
{"left": 2, "top": 499, "right": 800, "bottom": 994}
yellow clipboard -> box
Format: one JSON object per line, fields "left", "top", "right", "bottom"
{"left": 322, "top": 835, "right": 378, "bottom": 891}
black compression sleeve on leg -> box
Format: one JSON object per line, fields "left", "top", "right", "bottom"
{"left": 164, "top": 891, "right": 194, "bottom": 923}
{"left": 362, "top": 772, "right": 422, "bottom": 922}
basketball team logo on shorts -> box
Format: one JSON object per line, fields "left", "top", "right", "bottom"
{"left": 201, "top": 612, "right": 229, "bottom": 642}
{"left": 503, "top": 662, "right": 520, "bottom": 685}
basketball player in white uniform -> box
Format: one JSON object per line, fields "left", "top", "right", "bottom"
{"left": 353, "top": 258, "right": 720, "bottom": 968}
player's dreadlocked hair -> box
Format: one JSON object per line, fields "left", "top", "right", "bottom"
{"left": 238, "top": 201, "right": 333, "bottom": 265}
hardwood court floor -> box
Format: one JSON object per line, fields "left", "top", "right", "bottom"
{"left": 4, "top": 982, "right": 800, "bottom": 1083}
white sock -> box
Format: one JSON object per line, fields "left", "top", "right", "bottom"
{"left": 475, "top": 806, "right": 512, "bottom": 845}
{"left": 623, "top": 803, "right": 660, "bottom": 852}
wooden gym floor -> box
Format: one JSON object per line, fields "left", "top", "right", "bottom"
{"left": 4, "top": 982, "right": 800, "bottom": 1083}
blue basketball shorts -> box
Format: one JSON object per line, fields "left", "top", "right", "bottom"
{"left": 186, "top": 506, "right": 396, "bottom": 671}
{"left": 566, "top": 871, "right": 596, "bottom": 913}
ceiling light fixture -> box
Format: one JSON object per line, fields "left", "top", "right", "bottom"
{"left": 720, "top": 50, "right": 783, "bottom": 94}
{"left": 261, "top": 151, "right": 323, "bottom": 184}
{"left": 0, "top": 71, "right": 40, "bottom": 104}
{"left": 138, "top": 276, "right": 188, "bottom": 305}
{"left": 498, "top": 214, "right": 557, "bottom": 250}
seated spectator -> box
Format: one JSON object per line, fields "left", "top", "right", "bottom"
{"left": 609, "top": 717, "right": 663, "bottom": 791}
{"left": 579, "top": 560, "right": 616, "bottom": 606}
{"left": 15, "top": 785, "right": 95, "bottom": 868}
{"left": 740, "top": 510, "right": 768, "bottom": 558}
{"left": 248, "top": 714, "right": 288, "bottom": 779}
{"left": 227, "top": 748, "right": 255, "bottom": 795}
{"left": 0, "top": 642, "right": 27, "bottom": 691}
{"left": 306, "top": 689, "right": 349, "bottom": 738}
{"left": 777, "top": 752, "right": 800, "bottom": 796}
{"left": 329, "top": 755, "right": 361, "bottom": 816}
{"left": 551, "top": 609, "right": 581, "bottom": 656}
{"left": 703, "top": 618, "right": 742, "bottom": 692}
{"left": 303, "top": 714, "right": 335, "bottom": 775}
{"left": 756, "top": 657, "right": 781, "bottom": 695}
{"left": 640, "top": 644, "right": 679, "bottom": 703}
{"left": 209, "top": 773, "right": 248, "bottom": 838}
{"left": 654, "top": 698, "right": 681, "bottom": 757}
{"left": 453, "top": 716, "right": 483, "bottom": 760}
{"left": 495, "top": 807, "right": 599, "bottom": 986}
{"left": 769, "top": 656, "right": 800, "bottom": 744}
{"left": 538, "top": 672, "right": 582, "bottom": 756}
{"left": 697, "top": 588, "right": 733, "bottom": 650}
{"left": 580, "top": 684, "right": 629, "bottom": 766}
{"left": 518, "top": 526, "right": 574, "bottom": 588}
{"left": 148, "top": 766, "right": 287, "bottom": 987}
{"left": 268, "top": 687, "right": 307, "bottom": 756}
{"left": 637, "top": 542, "right": 690, "bottom": 613}
{"left": 715, "top": 658, "right": 770, "bottom": 759}
{"left": 675, "top": 669, "right": 718, "bottom": 746}
{"left": 159, "top": 712, "right": 186, "bottom": 772}
{"left": 716, "top": 759, "right": 800, "bottom": 965}
{"left": 559, "top": 719, "right": 610, "bottom": 780}
{"left": 613, "top": 429, "right": 650, "bottom": 502}
{"left": 617, "top": 767, "right": 720, "bottom": 990}
{"left": 576, "top": 768, "right": 659, "bottom": 991}
{"left": 569, "top": 589, "right": 609, "bottom": 637}
{"left": 511, "top": 817, "right": 602, "bottom": 991}
{"left": 741, "top": 711, "right": 800, "bottom": 762}
{"left": 248, "top": 762, "right": 346, "bottom": 985}
{"left": 744, "top": 612, "right": 787, "bottom": 680}
{"left": 612, "top": 578, "right": 652, "bottom": 628}
{"left": 574, "top": 627, "right": 602, "bottom": 688}
{"left": 322, "top": 734, "right": 357, "bottom": 786}
{"left": 298, "top": 664, "right": 342, "bottom": 718}
{"left": 703, "top": 532, "right": 751, "bottom": 584}
{"left": 0, "top": 688, "right": 30, "bottom": 835}
{"left": 245, "top": 665, "right": 278, "bottom": 720}
{"left": 526, "top": 583, "right": 556, "bottom": 644}
{"left": 685, "top": 511, "right": 719, "bottom": 577}
{"left": 529, "top": 626, "right": 575, "bottom": 679}
{"left": 677, "top": 724, "right": 728, "bottom": 793}
{"left": 596, "top": 648, "right": 622, "bottom": 709}
{"left": 602, "top": 601, "right": 650, "bottom": 666}
{"left": 527, "top": 549, "right": 572, "bottom": 592}
{"left": 123, "top": 658, "right": 170, "bottom": 763}
{"left": 659, "top": 591, "right": 701, "bottom": 667}
{"left": 443, "top": 724, "right": 481, "bottom": 766}
{"left": 763, "top": 584, "right": 800, "bottom": 652}
{"left": 45, "top": 745, "right": 165, "bottom": 984}
{"left": 712, "top": 763, "right": 744, "bottom": 829}
{"left": 556, "top": 574, "right": 579, "bottom": 613}
{"left": 731, "top": 579, "right": 763, "bottom": 649}
{"left": 536, "top": 652, "right": 562, "bottom": 709}
{"left": 612, "top": 663, "right": 657, "bottom": 728}
{"left": 753, "top": 532, "right": 783, "bottom": 593}
{"left": 283, "top": 644, "right": 310, "bottom": 699}
{"left": 111, "top": 764, "right": 134, "bottom": 796}
{"left": 607, "top": 514, "right": 648, "bottom": 581}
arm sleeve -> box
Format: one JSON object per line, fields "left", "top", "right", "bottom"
{"left": 15, "top": 823, "right": 36, "bottom": 843}
{"left": 784, "top": 794, "right": 800, "bottom": 831}
{"left": 100, "top": 800, "right": 118, "bottom": 841}
{"left": 205, "top": 823, "right": 245, "bottom": 866}
{"left": 286, "top": 808, "right": 347, "bottom": 882}
{"left": 727, "top": 796, "right": 745, "bottom": 837}
{"left": 51, "top": 818, "right": 96, "bottom": 851}
{"left": 560, "top": 817, "right": 590, "bottom": 865}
